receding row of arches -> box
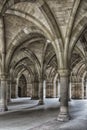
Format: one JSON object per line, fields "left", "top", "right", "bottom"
{"left": 0, "top": 0, "right": 87, "bottom": 122}
{"left": 9, "top": 72, "right": 87, "bottom": 100}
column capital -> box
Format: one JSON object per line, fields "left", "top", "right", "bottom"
{"left": 58, "top": 69, "right": 70, "bottom": 77}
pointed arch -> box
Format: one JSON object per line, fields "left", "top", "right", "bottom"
{"left": 64, "top": 0, "right": 81, "bottom": 67}
{"left": 2, "top": 0, "right": 64, "bottom": 68}
{"left": 2, "top": 0, "right": 63, "bottom": 51}
{"left": 69, "top": 16, "right": 87, "bottom": 58}
{"left": 6, "top": 31, "right": 44, "bottom": 73}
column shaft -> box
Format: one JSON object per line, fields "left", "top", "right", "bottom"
{"left": 0, "top": 76, "right": 8, "bottom": 111}
{"left": 69, "top": 81, "right": 72, "bottom": 100}
{"left": 57, "top": 69, "right": 70, "bottom": 121}
{"left": 0, "top": 16, "right": 8, "bottom": 111}
{"left": 38, "top": 79, "right": 44, "bottom": 105}
{"left": 7, "top": 79, "right": 11, "bottom": 102}
{"left": 31, "top": 80, "right": 39, "bottom": 100}
{"left": 11, "top": 80, "right": 16, "bottom": 98}
{"left": 15, "top": 78, "right": 19, "bottom": 98}
{"left": 86, "top": 79, "right": 87, "bottom": 98}
{"left": 58, "top": 78, "right": 60, "bottom": 98}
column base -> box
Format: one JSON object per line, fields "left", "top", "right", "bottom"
{"left": 57, "top": 112, "right": 70, "bottom": 122}
{"left": 38, "top": 100, "right": 44, "bottom": 105}
{"left": 31, "top": 97, "right": 39, "bottom": 100}
{"left": 7, "top": 99, "right": 11, "bottom": 103}
{"left": 59, "top": 98, "right": 71, "bottom": 102}
{"left": 68, "top": 98, "right": 71, "bottom": 101}
{"left": 0, "top": 107, "right": 8, "bottom": 112}
{"left": 46, "top": 96, "right": 53, "bottom": 98}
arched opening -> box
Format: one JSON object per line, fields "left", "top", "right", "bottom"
{"left": 18, "top": 74, "right": 27, "bottom": 97}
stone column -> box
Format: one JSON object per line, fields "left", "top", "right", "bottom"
{"left": 46, "top": 81, "right": 54, "bottom": 98}
{"left": 46, "top": 81, "right": 51, "bottom": 98}
{"left": 0, "top": 75, "right": 8, "bottom": 111}
{"left": 43, "top": 80, "right": 46, "bottom": 99}
{"left": 7, "top": 79, "right": 11, "bottom": 102}
{"left": 86, "top": 79, "right": 87, "bottom": 99}
{"left": 11, "top": 80, "right": 16, "bottom": 98}
{"left": 69, "top": 81, "right": 72, "bottom": 100}
{"left": 56, "top": 80, "right": 58, "bottom": 98}
{"left": 58, "top": 78, "right": 60, "bottom": 98}
{"left": 50, "top": 82, "right": 54, "bottom": 98}
{"left": 31, "top": 84, "right": 35, "bottom": 99}
{"left": 38, "top": 78, "right": 44, "bottom": 105}
{"left": 54, "top": 79, "right": 56, "bottom": 98}
{"left": 0, "top": 16, "right": 8, "bottom": 111}
{"left": 82, "top": 78, "right": 84, "bottom": 99}
{"left": 15, "top": 78, "right": 19, "bottom": 98}
{"left": 31, "top": 80, "right": 39, "bottom": 100}
{"left": 57, "top": 69, "right": 70, "bottom": 121}
{"left": 27, "top": 81, "right": 32, "bottom": 97}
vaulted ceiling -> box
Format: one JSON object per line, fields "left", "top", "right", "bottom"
{"left": 0, "top": 0, "right": 87, "bottom": 81}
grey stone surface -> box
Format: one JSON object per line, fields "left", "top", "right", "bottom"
{"left": 0, "top": 1, "right": 87, "bottom": 129}
{"left": 0, "top": 98, "right": 87, "bottom": 130}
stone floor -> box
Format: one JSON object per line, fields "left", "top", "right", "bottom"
{"left": 0, "top": 98, "right": 87, "bottom": 130}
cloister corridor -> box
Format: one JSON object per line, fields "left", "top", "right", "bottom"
{"left": 0, "top": 0, "right": 87, "bottom": 129}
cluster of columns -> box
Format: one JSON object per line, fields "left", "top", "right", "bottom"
{"left": 36, "top": 69, "right": 70, "bottom": 121}
{"left": 0, "top": 69, "right": 70, "bottom": 121}
{"left": 0, "top": 15, "right": 76, "bottom": 121}
{"left": 38, "top": 78, "right": 59, "bottom": 105}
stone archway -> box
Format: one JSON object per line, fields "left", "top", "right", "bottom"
{"left": 18, "top": 74, "right": 27, "bottom": 97}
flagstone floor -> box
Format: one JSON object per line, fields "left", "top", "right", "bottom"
{"left": 0, "top": 98, "right": 87, "bottom": 130}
